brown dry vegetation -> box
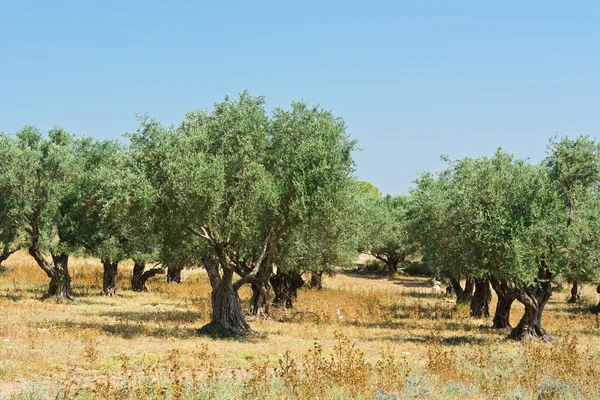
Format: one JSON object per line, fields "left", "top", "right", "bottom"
{"left": 2, "top": 252, "right": 600, "bottom": 399}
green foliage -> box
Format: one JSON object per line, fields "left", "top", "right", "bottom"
{"left": 359, "top": 190, "right": 416, "bottom": 272}
{"left": 402, "top": 260, "right": 435, "bottom": 277}
{"left": 128, "top": 92, "right": 358, "bottom": 288}
{"left": 411, "top": 138, "right": 600, "bottom": 291}
{"left": 5, "top": 126, "right": 78, "bottom": 255}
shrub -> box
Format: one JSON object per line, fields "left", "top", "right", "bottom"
{"left": 402, "top": 261, "right": 434, "bottom": 277}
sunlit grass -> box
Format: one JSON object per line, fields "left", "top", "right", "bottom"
{"left": 1, "top": 251, "right": 600, "bottom": 398}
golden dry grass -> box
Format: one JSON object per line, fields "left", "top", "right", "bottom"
{"left": 1, "top": 251, "right": 600, "bottom": 399}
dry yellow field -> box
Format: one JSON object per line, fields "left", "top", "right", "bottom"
{"left": 1, "top": 252, "right": 600, "bottom": 399}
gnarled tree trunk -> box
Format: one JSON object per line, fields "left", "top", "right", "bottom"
{"left": 167, "top": 266, "right": 182, "bottom": 283}
{"left": 270, "top": 271, "right": 305, "bottom": 308}
{"left": 198, "top": 258, "right": 253, "bottom": 336}
{"left": 568, "top": 281, "right": 582, "bottom": 303}
{"left": 249, "top": 280, "right": 271, "bottom": 317}
{"left": 131, "top": 260, "right": 164, "bottom": 292}
{"left": 511, "top": 281, "right": 553, "bottom": 341}
{"left": 46, "top": 253, "right": 74, "bottom": 301}
{"left": 27, "top": 213, "right": 74, "bottom": 301}
{"left": 470, "top": 279, "right": 491, "bottom": 318}
{"left": 102, "top": 260, "right": 118, "bottom": 296}
{"left": 449, "top": 277, "right": 475, "bottom": 304}
{"left": 375, "top": 254, "right": 405, "bottom": 276}
{"left": 310, "top": 271, "right": 323, "bottom": 290}
{"left": 490, "top": 278, "right": 516, "bottom": 329}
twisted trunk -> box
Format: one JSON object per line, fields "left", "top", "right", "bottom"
{"left": 511, "top": 279, "right": 553, "bottom": 341}
{"left": 102, "top": 260, "right": 118, "bottom": 296}
{"left": 198, "top": 258, "right": 252, "bottom": 336}
{"left": 310, "top": 271, "right": 323, "bottom": 290}
{"left": 568, "top": 281, "right": 582, "bottom": 303}
{"left": 46, "top": 253, "right": 73, "bottom": 301}
{"left": 490, "top": 278, "right": 516, "bottom": 329}
{"left": 27, "top": 213, "right": 74, "bottom": 301}
{"left": 167, "top": 267, "right": 182, "bottom": 283}
{"left": 131, "top": 260, "right": 164, "bottom": 292}
{"left": 249, "top": 280, "right": 270, "bottom": 317}
{"left": 270, "top": 271, "right": 305, "bottom": 308}
{"left": 470, "top": 279, "right": 491, "bottom": 318}
{"left": 375, "top": 254, "right": 405, "bottom": 276}
{"left": 449, "top": 277, "right": 475, "bottom": 304}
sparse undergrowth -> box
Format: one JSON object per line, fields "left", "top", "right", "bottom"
{"left": 2, "top": 253, "right": 600, "bottom": 399}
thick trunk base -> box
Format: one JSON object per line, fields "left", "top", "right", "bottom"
{"left": 387, "top": 260, "right": 398, "bottom": 276}
{"left": 167, "top": 267, "right": 182, "bottom": 283}
{"left": 492, "top": 295, "right": 515, "bottom": 329}
{"left": 131, "top": 260, "right": 147, "bottom": 292}
{"left": 490, "top": 278, "right": 516, "bottom": 329}
{"left": 102, "top": 260, "right": 118, "bottom": 296}
{"left": 511, "top": 285, "right": 553, "bottom": 342}
{"left": 44, "top": 254, "right": 74, "bottom": 301}
{"left": 131, "top": 260, "right": 164, "bottom": 292}
{"left": 270, "top": 271, "right": 305, "bottom": 308}
{"left": 198, "top": 282, "right": 254, "bottom": 337}
{"left": 450, "top": 277, "right": 474, "bottom": 304}
{"left": 470, "top": 279, "right": 491, "bottom": 318}
{"left": 568, "top": 282, "right": 582, "bottom": 303}
{"left": 510, "top": 315, "right": 552, "bottom": 342}
{"left": 310, "top": 271, "right": 323, "bottom": 290}
{"left": 249, "top": 281, "right": 270, "bottom": 317}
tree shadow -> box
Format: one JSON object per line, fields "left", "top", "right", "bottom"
{"left": 401, "top": 291, "right": 449, "bottom": 300}
{"left": 404, "top": 335, "right": 491, "bottom": 346}
{"left": 97, "top": 310, "right": 205, "bottom": 324}
{"left": 338, "top": 268, "right": 390, "bottom": 280}
{"left": 0, "top": 292, "right": 23, "bottom": 301}
{"left": 553, "top": 303, "right": 597, "bottom": 315}
{"left": 392, "top": 280, "right": 433, "bottom": 289}
{"left": 56, "top": 320, "right": 197, "bottom": 339}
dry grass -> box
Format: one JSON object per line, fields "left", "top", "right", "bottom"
{"left": 1, "top": 251, "right": 600, "bottom": 399}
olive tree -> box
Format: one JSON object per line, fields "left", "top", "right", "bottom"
{"left": 0, "top": 134, "right": 25, "bottom": 267}
{"left": 360, "top": 193, "right": 417, "bottom": 276}
{"left": 410, "top": 168, "right": 475, "bottom": 304}
{"left": 57, "top": 138, "right": 159, "bottom": 296}
{"left": 5, "top": 126, "right": 78, "bottom": 300}
{"left": 130, "top": 92, "right": 356, "bottom": 335}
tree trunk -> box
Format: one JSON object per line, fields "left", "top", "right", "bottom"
{"left": 102, "top": 260, "right": 118, "bottom": 296}
{"left": 490, "top": 278, "right": 516, "bottom": 329}
{"left": 470, "top": 279, "right": 491, "bottom": 318}
{"left": 167, "top": 267, "right": 182, "bottom": 283}
{"left": 386, "top": 259, "right": 399, "bottom": 276}
{"left": 198, "top": 259, "right": 253, "bottom": 336}
{"left": 511, "top": 282, "right": 553, "bottom": 341}
{"left": 131, "top": 260, "right": 165, "bottom": 292}
{"left": 46, "top": 253, "right": 74, "bottom": 301}
{"left": 131, "top": 260, "right": 146, "bottom": 291}
{"left": 310, "top": 271, "right": 323, "bottom": 290}
{"left": 449, "top": 277, "right": 475, "bottom": 304}
{"left": 270, "top": 271, "right": 305, "bottom": 308}
{"left": 249, "top": 280, "right": 271, "bottom": 317}
{"left": 568, "top": 281, "right": 582, "bottom": 303}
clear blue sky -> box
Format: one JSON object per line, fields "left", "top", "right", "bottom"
{"left": 1, "top": 1, "right": 598, "bottom": 194}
